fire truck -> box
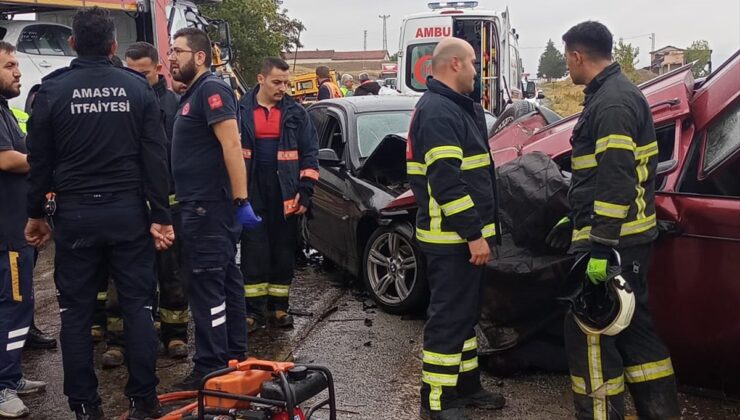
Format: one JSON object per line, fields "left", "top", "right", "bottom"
{"left": 397, "top": 1, "right": 523, "bottom": 116}
{"left": 0, "top": 0, "right": 239, "bottom": 111}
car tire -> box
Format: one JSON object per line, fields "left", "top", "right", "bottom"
{"left": 362, "top": 223, "right": 427, "bottom": 314}
{"left": 490, "top": 100, "right": 537, "bottom": 135}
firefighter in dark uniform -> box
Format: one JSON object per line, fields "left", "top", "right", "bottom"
{"left": 547, "top": 21, "right": 681, "bottom": 419}
{"left": 126, "top": 41, "right": 189, "bottom": 358}
{"left": 239, "top": 58, "right": 319, "bottom": 331}
{"left": 406, "top": 38, "right": 505, "bottom": 420}
{"left": 168, "top": 28, "right": 257, "bottom": 390}
{"left": 0, "top": 41, "right": 47, "bottom": 419}
{"left": 24, "top": 8, "right": 173, "bottom": 420}
{"left": 94, "top": 42, "right": 190, "bottom": 368}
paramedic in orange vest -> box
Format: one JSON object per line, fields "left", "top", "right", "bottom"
{"left": 316, "top": 66, "right": 341, "bottom": 100}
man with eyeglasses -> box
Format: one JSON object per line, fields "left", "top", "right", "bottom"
{"left": 168, "top": 28, "right": 258, "bottom": 390}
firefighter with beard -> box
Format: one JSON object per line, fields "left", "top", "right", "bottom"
{"left": 168, "top": 28, "right": 259, "bottom": 390}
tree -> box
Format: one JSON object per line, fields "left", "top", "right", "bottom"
{"left": 537, "top": 39, "right": 566, "bottom": 81}
{"left": 685, "top": 40, "right": 712, "bottom": 78}
{"left": 202, "top": 0, "right": 305, "bottom": 84}
{"left": 613, "top": 40, "right": 640, "bottom": 83}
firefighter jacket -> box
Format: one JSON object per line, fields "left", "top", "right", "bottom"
{"left": 569, "top": 62, "right": 658, "bottom": 252}
{"left": 407, "top": 78, "right": 497, "bottom": 255}
{"left": 26, "top": 56, "right": 171, "bottom": 225}
{"left": 239, "top": 87, "right": 319, "bottom": 216}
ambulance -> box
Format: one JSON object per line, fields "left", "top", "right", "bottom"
{"left": 397, "top": 1, "right": 523, "bottom": 116}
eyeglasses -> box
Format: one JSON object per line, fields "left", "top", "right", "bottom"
{"left": 167, "top": 47, "right": 196, "bottom": 57}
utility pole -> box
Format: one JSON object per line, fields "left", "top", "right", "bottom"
{"left": 292, "top": 28, "right": 301, "bottom": 73}
{"left": 649, "top": 33, "right": 656, "bottom": 53}
{"left": 379, "top": 14, "right": 390, "bottom": 52}
{"left": 363, "top": 30, "right": 368, "bottom": 51}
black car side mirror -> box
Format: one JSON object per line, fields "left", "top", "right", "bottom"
{"left": 318, "top": 148, "right": 344, "bottom": 167}
{"left": 537, "top": 91, "right": 545, "bottom": 100}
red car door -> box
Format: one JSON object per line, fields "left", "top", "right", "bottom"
{"left": 650, "top": 52, "right": 740, "bottom": 396}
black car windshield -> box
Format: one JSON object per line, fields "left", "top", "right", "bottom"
{"left": 357, "top": 111, "right": 413, "bottom": 158}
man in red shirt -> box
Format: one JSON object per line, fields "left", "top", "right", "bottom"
{"left": 239, "top": 58, "right": 319, "bottom": 331}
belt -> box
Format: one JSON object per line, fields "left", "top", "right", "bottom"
{"left": 56, "top": 189, "right": 142, "bottom": 203}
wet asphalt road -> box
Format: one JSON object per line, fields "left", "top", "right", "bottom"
{"left": 22, "top": 245, "right": 740, "bottom": 419}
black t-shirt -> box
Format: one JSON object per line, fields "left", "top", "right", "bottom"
{"left": 0, "top": 99, "right": 28, "bottom": 250}
{"left": 172, "top": 72, "right": 237, "bottom": 202}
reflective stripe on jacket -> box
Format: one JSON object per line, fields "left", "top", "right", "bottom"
{"left": 407, "top": 78, "right": 497, "bottom": 255}
{"left": 569, "top": 63, "right": 658, "bottom": 252}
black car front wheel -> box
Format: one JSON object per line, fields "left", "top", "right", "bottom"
{"left": 362, "top": 223, "right": 427, "bottom": 314}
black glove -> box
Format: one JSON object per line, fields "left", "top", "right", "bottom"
{"left": 545, "top": 216, "right": 572, "bottom": 250}
{"left": 298, "top": 186, "right": 313, "bottom": 210}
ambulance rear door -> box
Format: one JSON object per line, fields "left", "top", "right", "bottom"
{"left": 398, "top": 15, "right": 453, "bottom": 96}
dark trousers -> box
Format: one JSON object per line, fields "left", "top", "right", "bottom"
{"left": 420, "top": 252, "right": 484, "bottom": 411}
{"left": 565, "top": 244, "right": 680, "bottom": 419}
{"left": 98, "top": 204, "right": 189, "bottom": 348}
{"left": 180, "top": 200, "right": 246, "bottom": 374}
{"left": 93, "top": 272, "right": 107, "bottom": 331}
{"left": 0, "top": 246, "right": 34, "bottom": 390}
{"left": 53, "top": 193, "right": 159, "bottom": 410}
{"left": 241, "top": 170, "right": 298, "bottom": 316}
{"left": 157, "top": 204, "right": 189, "bottom": 345}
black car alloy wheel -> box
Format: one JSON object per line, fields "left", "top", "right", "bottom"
{"left": 363, "top": 223, "right": 427, "bottom": 314}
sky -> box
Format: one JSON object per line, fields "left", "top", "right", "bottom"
{"left": 280, "top": 0, "right": 740, "bottom": 75}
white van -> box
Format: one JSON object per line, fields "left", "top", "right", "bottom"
{"left": 0, "top": 21, "right": 76, "bottom": 111}
{"left": 397, "top": 1, "right": 523, "bottom": 116}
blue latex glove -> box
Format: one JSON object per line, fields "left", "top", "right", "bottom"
{"left": 236, "top": 201, "right": 261, "bottom": 230}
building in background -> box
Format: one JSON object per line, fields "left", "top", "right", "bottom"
{"left": 650, "top": 46, "right": 686, "bottom": 75}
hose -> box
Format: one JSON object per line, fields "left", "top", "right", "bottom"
{"left": 118, "top": 391, "right": 200, "bottom": 420}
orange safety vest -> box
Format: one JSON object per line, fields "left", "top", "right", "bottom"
{"left": 319, "top": 79, "right": 342, "bottom": 99}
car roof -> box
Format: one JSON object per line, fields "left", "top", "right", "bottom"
{"left": 315, "top": 95, "right": 418, "bottom": 113}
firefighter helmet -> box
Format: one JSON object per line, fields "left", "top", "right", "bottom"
{"left": 561, "top": 250, "right": 636, "bottom": 336}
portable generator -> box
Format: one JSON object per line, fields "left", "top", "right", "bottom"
{"left": 156, "top": 359, "right": 336, "bottom": 420}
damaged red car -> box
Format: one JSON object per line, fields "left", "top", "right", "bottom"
{"left": 383, "top": 52, "right": 740, "bottom": 396}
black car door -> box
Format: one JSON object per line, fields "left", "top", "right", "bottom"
{"left": 307, "top": 107, "right": 356, "bottom": 270}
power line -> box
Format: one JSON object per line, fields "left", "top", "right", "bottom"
{"left": 379, "top": 14, "right": 390, "bottom": 52}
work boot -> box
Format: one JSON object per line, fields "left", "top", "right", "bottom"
{"left": 14, "top": 378, "right": 46, "bottom": 396}
{"left": 24, "top": 324, "right": 56, "bottom": 350}
{"left": 90, "top": 325, "right": 105, "bottom": 343}
{"left": 271, "top": 310, "right": 294, "bottom": 328}
{"left": 101, "top": 346, "right": 125, "bottom": 368}
{"left": 167, "top": 339, "right": 188, "bottom": 359}
{"left": 419, "top": 406, "right": 470, "bottom": 420}
{"left": 455, "top": 388, "right": 505, "bottom": 409}
{"left": 246, "top": 316, "right": 265, "bottom": 333}
{"left": 73, "top": 404, "right": 104, "bottom": 420}
{"left": 128, "top": 395, "right": 163, "bottom": 420}
{"left": 0, "top": 389, "right": 28, "bottom": 418}
{"left": 172, "top": 370, "right": 205, "bottom": 391}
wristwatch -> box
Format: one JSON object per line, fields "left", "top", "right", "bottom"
{"left": 233, "top": 197, "right": 248, "bottom": 207}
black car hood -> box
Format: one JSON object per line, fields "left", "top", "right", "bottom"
{"left": 358, "top": 133, "right": 408, "bottom": 187}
